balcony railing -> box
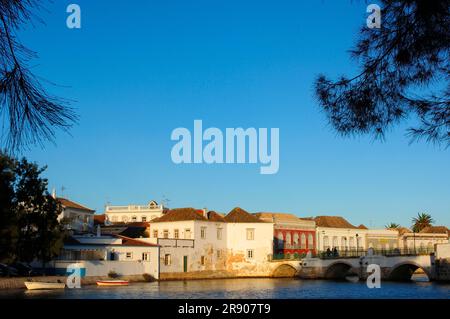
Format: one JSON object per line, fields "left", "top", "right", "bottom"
{"left": 157, "top": 238, "right": 195, "bottom": 248}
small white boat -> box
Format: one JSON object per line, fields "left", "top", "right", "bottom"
{"left": 24, "top": 281, "right": 66, "bottom": 290}
{"left": 96, "top": 280, "right": 129, "bottom": 286}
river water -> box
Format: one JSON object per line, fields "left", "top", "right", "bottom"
{"left": 1, "top": 276, "right": 449, "bottom": 299}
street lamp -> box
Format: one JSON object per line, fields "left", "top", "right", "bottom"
{"left": 356, "top": 233, "right": 359, "bottom": 256}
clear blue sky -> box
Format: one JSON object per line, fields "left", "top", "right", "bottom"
{"left": 18, "top": 0, "right": 450, "bottom": 228}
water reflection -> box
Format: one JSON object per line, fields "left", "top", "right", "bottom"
{"left": 0, "top": 278, "right": 448, "bottom": 299}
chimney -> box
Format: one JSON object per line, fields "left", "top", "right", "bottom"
{"left": 203, "top": 208, "right": 208, "bottom": 219}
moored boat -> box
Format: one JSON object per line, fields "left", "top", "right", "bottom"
{"left": 24, "top": 281, "right": 66, "bottom": 290}
{"left": 96, "top": 280, "right": 129, "bottom": 286}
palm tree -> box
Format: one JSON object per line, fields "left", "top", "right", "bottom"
{"left": 412, "top": 213, "right": 434, "bottom": 233}
{"left": 385, "top": 223, "right": 400, "bottom": 229}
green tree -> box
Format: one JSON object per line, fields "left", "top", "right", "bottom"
{"left": 412, "top": 212, "right": 434, "bottom": 233}
{"left": 385, "top": 223, "right": 401, "bottom": 229}
{"left": 315, "top": 1, "right": 449, "bottom": 146}
{"left": 0, "top": 152, "right": 65, "bottom": 267}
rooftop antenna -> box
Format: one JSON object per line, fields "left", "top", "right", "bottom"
{"left": 60, "top": 186, "right": 66, "bottom": 198}
{"left": 162, "top": 195, "right": 171, "bottom": 208}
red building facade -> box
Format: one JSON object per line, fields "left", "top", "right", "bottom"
{"left": 255, "top": 213, "right": 316, "bottom": 257}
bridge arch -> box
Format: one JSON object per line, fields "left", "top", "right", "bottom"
{"left": 271, "top": 264, "right": 297, "bottom": 278}
{"left": 324, "top": 261, "right": 357, "bottom": 280}
{"left": 388, "top": 262, "right": 431, "bottom": 282}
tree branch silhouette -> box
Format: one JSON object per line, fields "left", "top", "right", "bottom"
{"left": 0, "top": 0, "right": 77, "bottom": 152}
{"left": 315, "top": 0, "right": 449, "bottom": 147}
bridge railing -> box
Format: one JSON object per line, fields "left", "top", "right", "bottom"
{"left": 316, "top": 248, "right": 435, "bottom": 259}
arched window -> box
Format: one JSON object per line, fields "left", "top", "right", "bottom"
{"left": 131, "top": 216, "right": 137, "bottom": 222}
{"left": 323, "top": 236, "right": 329, "bottom": 249}
{"left": 301, "top": 234, "right": 306, "bottom": 249}
{"left": 293, "top": 233, "right": 299, "bottom": 246}
{"left": 349, "top": 237, "right": 355, "bottom": 249}
{"left": 122, "top": 216, "right": 129, "bottom": 223}
{"left": 427, "top": 242, "right": 433, "bottom": 250}
{"left": 286, "top": 233, "right": 292, "bottom": 246}
{"left": 308, "top": 234, "right": 314, "bottom": 249}
{"left": 332, "top": 236, "right": 338, "bottom": 248}
{"left": 341, "top": 237, "right": 347, "bottom": 250}
{"left": 277, "top": 233, "right": 284, "bottom": 249}
{"left": 141, "top": 216, "right": 147, "bottom": 222}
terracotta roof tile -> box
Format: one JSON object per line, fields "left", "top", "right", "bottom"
{"left": 57, "top": 197, "right": 95, "bottom": 212}
{"left": 115, "top": 235, "right": 158, "bottom": 247}
{"left": 419, "top": 226, "right": 449, "bottom": 235}
{"left": 225, "top": 207, "right": 264, "bottom": 223}
{"left": 151, "top": 208, "right": 208, "bottom": 223}
{"left": 314, "top": 216, "right": 357, "bottom": 229}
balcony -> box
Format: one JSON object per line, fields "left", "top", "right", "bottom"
{"left": 157, "top": 238, "right": 195, "bottom": 248}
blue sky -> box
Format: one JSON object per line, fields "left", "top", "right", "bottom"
{"left": 16, "top": 0, "right": 450, "bottom": 228}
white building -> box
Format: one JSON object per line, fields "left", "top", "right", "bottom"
{"left": 148, "top": 207, "right": 274, "bottom": 279}
{"left": 365, "top": 228, "right": 399, "bottom": 250}
{"left": 399, "top": 226, "right": 449, "bottom": 252}
{"left": 56, "top": 233, "right": 160, "bottom": 279}
{"left": 56, "top": 197, "right": 95, "bottom": 233}
{"left": 314, "top": 216, "right": 367, "bottom": 253}
{"left": 105, "top": 200, "right": 164, "bottom": 224}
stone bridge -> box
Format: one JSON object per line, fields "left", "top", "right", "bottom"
{"left": 299, "top": 254, "right": 435, "bottom": 281}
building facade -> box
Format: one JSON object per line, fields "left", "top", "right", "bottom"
{"left": 399, "top": 226, "right": 449, "bottom": 252}
{"left": 365, "top": 229, "right": 399, "bottom": 250}
{"left": 314, "top": 216, "right": 367, "bottom": 253}
{"left": 57, "top": 234, "right": 159, "bottom": 279}
{"left": 56, "top": 197, "right": 95, "bottom": 233}
{"left": 105, "top": 200, "right": 164, "bottom": 224}
{"left": 255, "top": 213, "right": 316, "bottom": 258}
{"left": 148, "top": 207, "right": 274, "bottom": 279}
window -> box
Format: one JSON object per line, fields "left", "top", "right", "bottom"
{"left": 277, "top": 233, "right": 284, "bottom": 248}
{"left": 201, "top": 227, "right": 207, "bottom": 239}
{"left": 246, "top": 249, "right": 254, "bottom": 259}
{"left": 308, "top": 234, "right": 314, "bottom": 249}
{"left": 164, "top": 254, "right": 171, "bottom": 266}
{"left": 185, "top": 228, "right": 191, "bottom": 239}
{"left": 293, "top": 233, "right": 299, "bottom": 245}
{"left": 163, "top": 230, "right": 169, "bottom": 238}
{"left": 126, "top": 252, "right": 133, "bottom": 259}
{"left": 332, "top": 236, "right": 338, "bottom": 248}
{"left": 285, "top": 232, "right": 291, "bottom": 245}
{"left": 153, "top": 229, "right": 158, "bottom": 238}
{"left": 200, "top": 256, "right": 206, "bottom": 266}
{"left": 141, "top": 216, "right": 147, "bottom": 222}
{"left": 323, "top": 236, "right": 329, "bottom": 249}
{"left": 131, "top": 216, "right": 137, "bottom": 222}
{"left": 349, "top": 237, "right": 355, "bottom": 249}
{"left": 246, "top": 228, "right": 255, "bottom": 241}
{"left": 112, "top": 216, "right": 118, "bottom": 223}
{"left": 142, "top": 253, "right": 150, "bottom": 261}
{"left": 301, "top": 234, "right": 306, "bottom": 249}
{"left": 174, "top": 229, "right": 179, "bottom": 239}
{"left": 217, "top": 250, "right": 222, "bottom": 258}
{"left": 217, "top": 228, "right": 223, "bottom": 240}
{"left": 122, "top": 216, "right": 129, "bottom": 223}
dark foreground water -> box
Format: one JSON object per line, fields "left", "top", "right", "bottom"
{"left": 1, "top": 276, "right": 449, "bottom": 299}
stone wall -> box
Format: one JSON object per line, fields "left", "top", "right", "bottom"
{"left": 435, "top": 259, "right": 450, "bottom": 282}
